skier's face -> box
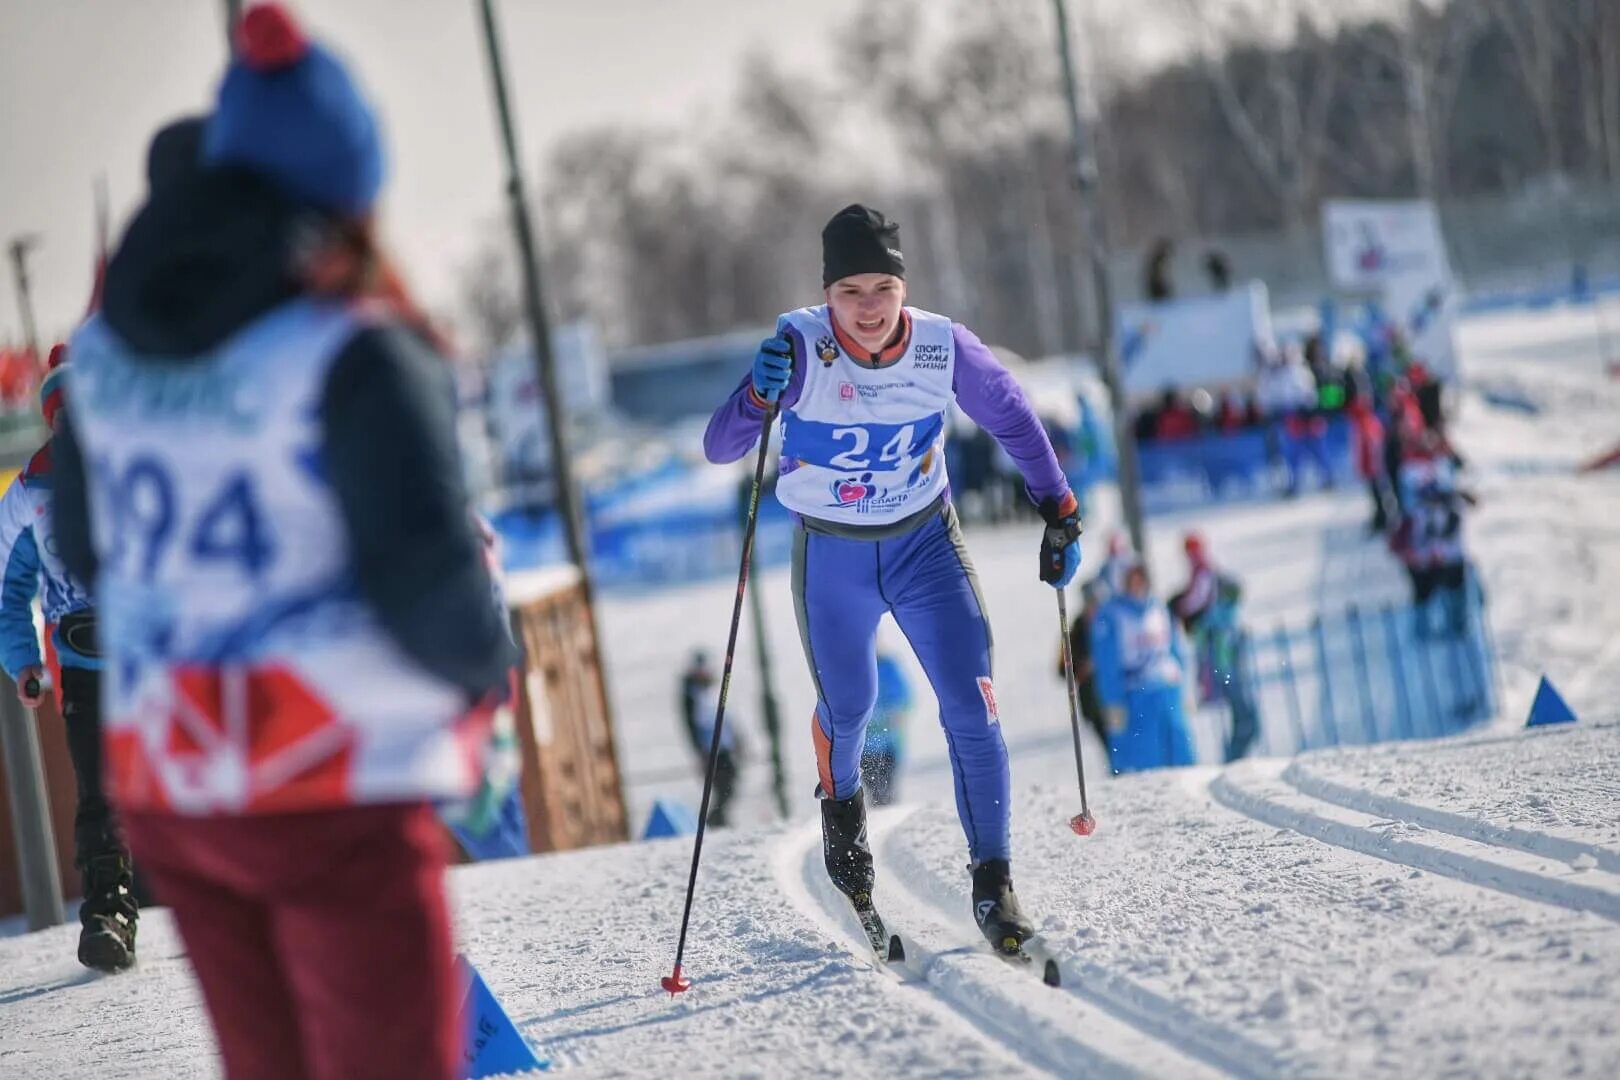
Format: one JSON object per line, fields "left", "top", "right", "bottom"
{"left": 1125, "top": 567, "right": 1150, "bottom": 599}
{"left": 827, "top": 274, "right": 906, "bottom": 353}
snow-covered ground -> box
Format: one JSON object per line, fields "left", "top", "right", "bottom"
{"left": 3, "top": 303, "right": 1618, "bottom": 1077}
{"left": 5, "top": 723, "right": 1618, "bottom": 1077}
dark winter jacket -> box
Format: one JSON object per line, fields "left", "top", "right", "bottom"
{"left": 53, "top": 167, "right": 515, "bottom": 698}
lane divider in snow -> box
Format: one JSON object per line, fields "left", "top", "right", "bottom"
{"left": 1211, "top": 760, "right": 1620, "bottom": 924}
{"left": 1285, "top": 760, "right": 1620, "bottom": 876}
{"left": 878, "top": 813, "right": 1285, "bottom": 1080}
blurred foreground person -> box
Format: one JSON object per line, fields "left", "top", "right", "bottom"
{"left": 53, "top": 7, "right": 513, "bottom": 1078}
{"left": 0, "top": 350, "right": 136, "bottom": 972}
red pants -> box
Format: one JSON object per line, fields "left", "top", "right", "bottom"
{"left": 125, "top": 803, "right": 458, "bottom": 1080}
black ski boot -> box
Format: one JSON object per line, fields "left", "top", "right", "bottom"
{"left": 77, "top": 852, "right": 138, "bottom": 973}
{"left": 971, "top": 859, "right": 1034, "bottom": 955}
{"left": 820, "top": 787, "right": 874, "bottom": 900}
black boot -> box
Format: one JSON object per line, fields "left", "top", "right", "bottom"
{"left": 820, "top": 787, "right": 874, "bottom": 900}
{"left": 77, "top": 851, "right": 138, "bottom": 973}
{"left": 971, "top": 859, "right": 1034, "bottom": 953}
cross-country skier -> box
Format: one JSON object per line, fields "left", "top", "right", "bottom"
{"left": 52, "top": 6, "right": 514, "bottom": 1078}
{"left": 680, "top": 649, "right": 742, "bottom": 826}
{"left": 0, "top": 349, "right": 137, "bottom": 972}
{"left": 703, "top": 204, "right": 1083, "bottom": 952}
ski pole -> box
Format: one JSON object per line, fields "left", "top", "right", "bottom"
{"left": 661, "top": 399, "right": 778, "bottom": 995}
{"left": 1056, "top": 587, "right": 1097, "bottom": 836}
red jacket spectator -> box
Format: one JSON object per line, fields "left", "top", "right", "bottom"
{"left": 1155, "top": 402, "right": 1201, "bottom": 441}
{"left": 1346, "top": 397, "right": 1384, "bottom": 480}
{"left": 1217, "top": 392, "right": 1249, "bottom": 432}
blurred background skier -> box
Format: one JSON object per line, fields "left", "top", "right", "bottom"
{"left": 1391, "top": 425, "right": 1476, "bottom": 637}
{"left": 679, "top": 648, "right": 742, "bottom": 826}
{"left": 51, "top": 7, "right": 514, "bottom": 1078}
{"left": 1091, "top": 557, "right": 1195, "bottom": 773}
{"left": 703, "top": 204, "right": 1081, "bottom": 953}
{"left": 0, "top": 348, "right": 136, "bottom": 972}
{"left": 1170, "top": 533, "right": 1258, "bottom": 762}
{"left": 859, "top": 648, "right": 913, "bottom": 806}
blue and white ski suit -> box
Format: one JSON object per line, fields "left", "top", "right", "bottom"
{"left": 705, "top": 306, "right": 1073, "bottom": 862}
{"left": 0, "top": 447, "right": 98, "bottom": 682}
{"left": 1091, "top": 592, "right": 1195, "bottom": 773}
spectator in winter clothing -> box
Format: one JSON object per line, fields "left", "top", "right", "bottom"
{"left": 1382, "top": 380, "right": 1427, "bottom": 517}
{"left": 52, "top": 8, "right": 514, "bottom": 1078}
{"left": 1145, "top": 238, "right": 1175, "bottom": 301}
{"left": 679, "top": 649, "right": 741, "bottom": 826}
{"left": 0, "top": 349, "right": 137, "bottom": 972}
{"left": 1346, "top": 385, "right": 1393, "bottom": 534}
{"left": 1153, "top": 388, "right": 1201, "bottom": 442}
{"left": 1090, "top": 557, "right": 1195, "bottom": 773}
{"left": 1216, "top": 389, "right": 1251, "bottom": 433}
{"left": 1390, "top": 426, "right": 1475, "bottom": 637}
{"left": 1255, "top": 347, "right": 1330, "bottom": 495}
{"left": 1170, "top": 534, "right": 1258, "bottom": 762}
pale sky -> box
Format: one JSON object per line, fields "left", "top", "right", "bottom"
{"left": 1, "top": 0, "right": 1381, "bottom": 345}
{"left": 2, "top": 0, "right": 887, "bottom": 343}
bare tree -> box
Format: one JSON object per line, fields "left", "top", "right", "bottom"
{"left": 1398, "top": 0, "right": 1491, "bottom": 197}
{"left": 1482, "top": 0, "right": 1569, "bottom": 178}
{"left": 1570, "top": 0, "right": 1620, "bottom": 182}
{"left": 1178, "top": 0, "right": 1347, "bottom": 231}
{"left": 457, "top": 242, "right": 523, "bottom": 355}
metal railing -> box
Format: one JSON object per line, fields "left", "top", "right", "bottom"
{"left": 1232, "top": 579, "right": 1497, "bottom": 758}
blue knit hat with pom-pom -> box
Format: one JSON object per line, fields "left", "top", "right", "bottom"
{"left": 203, "top": 3, "right": 384, "bottom": 216}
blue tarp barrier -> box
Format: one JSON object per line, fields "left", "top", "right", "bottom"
{"left": 1136, "top": 417, "right": 1356, "bottom": 512}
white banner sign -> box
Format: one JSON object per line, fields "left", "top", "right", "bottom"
{"left": 1117, "top": 281, "right": 1272, "bottom": 397}
{"left": 1323, "top": 199, "right": 1459, "bottom": 377}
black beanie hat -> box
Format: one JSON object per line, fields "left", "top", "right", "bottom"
{"left": 822, "top": 204, "right": 905, "bottom": 287}
{"left": 146, "top": 115, "right": 206, "bottom": 192}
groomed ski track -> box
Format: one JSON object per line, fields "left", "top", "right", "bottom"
{"left": 771, "top": 809, "right": 1232, "bottom": 1079}
{"left": 5, "top": 724, "right": 1620, "bottom": 1077}
{"left": 1211, "top": 757, "right": 1620, "bottom": 923}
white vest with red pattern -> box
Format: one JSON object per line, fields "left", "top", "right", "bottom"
{"left": 774, "top": 305, "right": 956, "bottom": 527}
{"left": 68, "top": 300, "right": 484, "bottom": 815}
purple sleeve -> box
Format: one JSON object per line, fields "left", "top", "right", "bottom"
{"left": 950, "top": 323, "right": 1071, "bottom": 504}
{"left": 702, "top": 324, "right": 808, "bottom": 464}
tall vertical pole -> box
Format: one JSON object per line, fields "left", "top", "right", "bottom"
{"left": 0, "top": 684, "right": 64, "bottom": 931}
{"left": 739, "top": 477, "right": 788, "bottom": 820}
{"left": 7, "top": 236, "right": 42, "bottom": 367}
{"left": 222, "top": 0, "right": 243, "bottom": 50}
{"left": 1050, "top": 0, "right": 1147, "bottom": 557}
{"left": 473, "top": 0, "right": 593, "bottom": 591}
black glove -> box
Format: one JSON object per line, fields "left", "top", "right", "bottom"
{"left": 1038, "top": 494, "right": 1084, "bottom": 588}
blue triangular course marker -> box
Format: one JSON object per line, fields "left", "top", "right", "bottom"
{"left": 642, "top": 798, "right": 697, "bottom": 840}
{"left": 1526, "top": 676, "right": 1578, "bottom": 727}
{"left": 458, "top": 955, "right": 549, "bottom": 1077}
